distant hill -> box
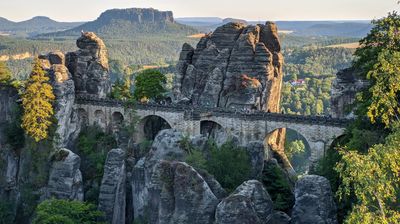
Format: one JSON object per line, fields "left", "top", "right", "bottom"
{"left": 176, "top": 17, "right": 372, "bottom": 37}
{"left": 38, "top": 8, "right": 198, "bottom": 39}
{"left": 0, "top": 16, "right": 84, "bottom": 37}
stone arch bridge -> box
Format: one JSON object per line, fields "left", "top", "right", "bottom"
{"left": 75, "top": 95, "right": 349, "bottom": 161}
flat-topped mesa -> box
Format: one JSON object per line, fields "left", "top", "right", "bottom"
{"left": 173, "top": 21, "right": 284, "bottom": 113}
{"left": 66, "top": 32, "right": 111, "bottom": 98}
{"left": 97, "top": 8, "right": 174, "bottom": 24}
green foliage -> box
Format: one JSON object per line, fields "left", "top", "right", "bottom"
{"left": 21, "top": 58, "right": 55, "bottom": 142}
{"left": 33, "top": 199, "right": 104, "bottom": 224}
{"left": 285, "top": 140, "right": 305, "bottom": 160}
{"left": 77, "top": 126, "right": 117, "bottom": 203}
{"left": 261, "top": 161, "right": 294, "bottom": 212}
{"left": 133, "top": 69, "right": 166, "bottom": 102}
{"left": 185, "top": 149, "right": 207, "bottom": 171}
{"left": 0, "top": 200, "right": 15, "bottom": 224}
{"left": 353, "top": 12, "right": 400, "bottom": 127}
{"left": 205, "top": 141, "right": 251, "bottom": 192}
{"left": 0, "top": 61, "right": 12, "bottom": 83}
{"left": 111, "top": 76, "right": 132, "bottom": 100}
{"left": 336, "top": 129, "right": 400, "bottom": 223}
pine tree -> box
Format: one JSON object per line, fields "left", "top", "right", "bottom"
{"left": 21, "top": 58, "right": 55, "bottom": 142}
{"left": 0, "top": 61, "right": 11, "bottom": 84}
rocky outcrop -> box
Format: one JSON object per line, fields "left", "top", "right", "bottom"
{"left": 45, "top": 148, "right": 84, "bottom": 200}
{"left": 0, "top": 84, "right": 18, "bottom": 124}
{"left": 215, "top": 180, "right": 274, "bottom": 224}
{"left": 291, "top": 175, "right": 338, "bottom": 224}
{"left": 245, "top": 141, "right": 265, "bottom": 179}
{"left": 96, "top": 8, "right": 174, "bottom": 24}
{"left": 132, "top": 129, "right": 188, "bottom": 221}
{"left": 331, "top": 67, "right": 369, "bottom": 118}
{"left": 66, "top": 32, "right": 111, "bottom": 98}
{"left": 38, "top": 51, "right": 80, "bottom": 148}
{"left": 174, "top": 22, "right": 283, "bottom": 112}
{"left": 98, "top": 148, "right": 126, "bottom": 224}
{"left": 266, "top": 211, "right": 291, "bottom": 224}
{"left": 148, "top": 161, "right": 219, "bottom": 224}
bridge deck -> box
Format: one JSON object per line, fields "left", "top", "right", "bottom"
{"left": 75, "top": 95, "right": 351, "bottom": 127}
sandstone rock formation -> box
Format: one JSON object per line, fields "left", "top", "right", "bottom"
{"left": 132, "top": 129, "right": 188, "bottom": 220}
{"left": 0, "top": 84, "right": 18, "bottom": 124}
{"left": 266, "top": 211, "right": 291, "bottom": 224}
{"left": 174, "top": 22, "right": 283, "bottom": 111}
{"left": 245, "top": 141, "right": 265, "bottom": 179}
{"left": 66, "top": 32, "right": 111, "bottom": 98}
{"left": 98, "top": 148, "right": 126, "bottom": 224}
{"left": 291, "top": 175, "right": 338, "bottom": 224}
{"left": 215, "top": 180, "right": 274, "bottom": 224}
{"left": 331, "top": 67, "right": 369, "bottom": 118}
{"left": 148, "top": 161, "right": 219, "bottom": 224}
{"left": 39, "top": 52, "right": 80, "bottom": 148}
{"left": 45, "top": 148, "right": 84, "bottom": 200}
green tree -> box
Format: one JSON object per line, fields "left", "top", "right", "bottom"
{"left": 33, "top": 199, "right": 104, "bottom": 224}
{"left": 354, "top": 12, "right": 400, "bottom": 127}
{"left": 0, "top": 61, "right": 11, "bottom": 83}
{"left": 133, "top": 69, "right": 166, "bottom": 103}
{"left": 111, "top": 76, "right": 132, "bottom": 100}
{"left": 21, "top": 59, "right": 55, "bottom": 142}
{"left": 285, "top": 140, "right": 305, "bottom": 160}
{"left": 205, "top": 141, "right": 251, "bottom": 192}
{"left": 336, "top": 129, "right": 400, "bottom": 224}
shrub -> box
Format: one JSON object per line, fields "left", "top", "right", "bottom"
{"left": 205, "top": 140, "right": 251, "bottom": 192}
{"left": 32, "top": 199, "right": 104, "bottom": 224}
{"left": 77, "top": 126, "right": 117, "bottom": 203}
{"left": 261, "top": 161, "right": 294, "bottom": 212}
{"left": 0, "top": 200, "right": 14, "bottom": 224}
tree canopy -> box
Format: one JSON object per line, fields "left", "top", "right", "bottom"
{"left": 21, "top": 58, "right": 55, "bottom": 142}
{"left": 133, "top": 69, "right": 166, "bottom": 103}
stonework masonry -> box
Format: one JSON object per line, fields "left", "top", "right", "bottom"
{"left": 75, "top": 95, "right": 348, "bottom": 162}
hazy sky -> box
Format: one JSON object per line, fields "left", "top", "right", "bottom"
{"left": 0, "top": 0, "right": 398, "bottom": 22}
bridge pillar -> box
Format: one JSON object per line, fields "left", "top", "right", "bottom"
{"left": 308, "top": 141, "right": 327, "bottom": 163}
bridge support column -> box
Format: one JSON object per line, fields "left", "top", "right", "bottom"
{"left": 308, "top": 141, "right": 326, "bottom": 163}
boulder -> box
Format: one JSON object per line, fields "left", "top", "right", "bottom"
{"left": 266, "top": 211, "right": 291, "bottom": 224}
{"left": 147, "top": 161, "right": 219, "bottom": 224}
{"left": 291, "top": 175, "right": 338, "bottom": 224}
{"left": 245, "top": 141, "right": 265, "bottom": 179}
{"left": 98, "top": 148, "right": 126, "bottom": 224}
{"left": 215, "top": 180, "right": 274, "bottom": 224}
{"left": 46, "top": 149, "right": 83, "bottom": 200}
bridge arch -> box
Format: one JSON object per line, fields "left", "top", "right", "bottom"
{"left": 134, "top": 115, "right": 172, "bottom": 142}
{"left": 200, "top": 120, "right": 226, "bottom": 139}
{"left": 112, "top": 112, "right": 124, "bottom": 128}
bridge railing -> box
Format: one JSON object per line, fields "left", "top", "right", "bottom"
{"left": 75, "top": 94, "right": 351, "bottom": 127}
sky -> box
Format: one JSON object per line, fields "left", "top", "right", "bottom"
{"left": 0, "top": 0, "right": 398, "bottom": 22}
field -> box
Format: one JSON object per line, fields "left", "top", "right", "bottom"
{"left": 326, "top": 42, "right": 359, "bottom": 49}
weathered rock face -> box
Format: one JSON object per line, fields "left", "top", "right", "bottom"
{"left": 215, "top": 180, "right": 274, "bottom": 224}
{"left": 174, "top": 22, "right": 283, "bottom": 112}
{"left": 98, "top": 148, "right": 126, "bottom": 224}
{"left": 331, "top": 68, "right": 369, "bottom": 118}
{"left": 40, "top": 52, "right": 80, "bottom": 148}
{"left": 66, "top": 32, "right": 111, "bottom": 98}
{"left": 45, "top": 148, "right": 84, "bottom": 201}
{"left": 0, "top": 84, "right": 18, "bottom": 125}
{"left": 291, "top": 175, "right": 338, "bottom": 224}
{"left": 148, "top": 161, "right": 219, "bottom": 224}
{"left": 245, "top": 141, "right": 265, "bottom": 179}
{"left": 266, "top": 211, "right": 291, "bottom": 224}
{"left": 132, "top": 129, "right": 187, "bottom": 221}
